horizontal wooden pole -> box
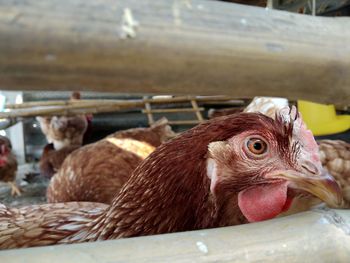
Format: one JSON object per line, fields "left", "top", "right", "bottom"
{"left": 0, "top": 96, "right": 242, "bottom": 118}
{"left": 142, "top": 108, "right": 204, "bottom": 113}
{"left": 1, "top": 209, "right": 350, "bottom": 262}
{"left": 0, "top": 1, "right": 349, "bottom": 105}
{"left": 5, "top": 96, "right": 242, "bottom": 109}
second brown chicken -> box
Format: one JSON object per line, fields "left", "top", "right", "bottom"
{"left": 47, "top": 118, "right": 176, "bottom": 203}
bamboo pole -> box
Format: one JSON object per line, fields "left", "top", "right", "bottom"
{"left": 1, "top": 96, "right": 244, "bottom": 118}
{"left": 142, "top": 108, "right": 205, "bottom": 113}
{"left": 143, "top": 100, "right": 154, "bottom": 125}
{"left": 5, "top": 96, "right": 243, "bottom": 110}
{"left": 1, "top": 208, "right": 349, "bottom": 262}
{"left": 191, "top": 100, "right": 204, "bottom": 122}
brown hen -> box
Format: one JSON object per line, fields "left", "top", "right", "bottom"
{"left": 47, "top": 118, "right": 176, "bottom": 203}
{"left": 0, "top": 136, "right": 20, "bottom": 196}
{"left": 0, "top": 109, "right": 342, "bottom": 249}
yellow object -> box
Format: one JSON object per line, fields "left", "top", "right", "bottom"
{"left": 297, "top": 100, "right": 350, "bottom": 136}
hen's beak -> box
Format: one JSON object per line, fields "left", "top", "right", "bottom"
{"left": 269, "top": 165, "right": 343, "bottom": 208}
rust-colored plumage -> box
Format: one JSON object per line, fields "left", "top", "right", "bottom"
{"left": 47, "top": 118, "right": 176, "bottom": 203}
{"left": 39, "top": 143, "right": 80, "bottom": 179}
{"left": 0, "top": 111, "right": 342, "bottom": 249}
{"left": 0, "top": 136, "right": 20, "bottom": 196}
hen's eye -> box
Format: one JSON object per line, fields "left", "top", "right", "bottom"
{"left": 246, "top": 138, "right": 267, "bottom": 155}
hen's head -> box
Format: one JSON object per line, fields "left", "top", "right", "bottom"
{"left": 207, "top": 107, "right": 342, "bottom": 223}
{"left": 108, "top": 108, "right": 343, "bottom": 237}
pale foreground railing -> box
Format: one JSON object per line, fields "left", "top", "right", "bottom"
{"left": 1, "top": 208, "right": 349, "bottom": 262}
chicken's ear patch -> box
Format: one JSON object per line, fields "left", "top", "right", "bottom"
{"left": 207, "top": 157, "right": 218, "bottom": 194}
{"left": 207, "top": 141, "right": 230, "bottom": 195}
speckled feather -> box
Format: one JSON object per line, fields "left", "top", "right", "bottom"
{"left": 0, "top": 202, "right": 108, "bottom": 249}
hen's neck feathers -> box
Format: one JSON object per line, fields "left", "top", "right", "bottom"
{"left": 80, "top": 113, "right": 289, "bottom": 240}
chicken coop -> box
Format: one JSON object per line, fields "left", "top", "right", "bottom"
{"left": 0, "top": 0, "right": 350, "bottom": 262}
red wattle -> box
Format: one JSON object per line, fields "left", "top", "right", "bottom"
{"left": 238, "top": 181, "right": 290, "bottom": 222}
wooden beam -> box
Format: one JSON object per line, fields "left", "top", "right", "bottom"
{"left": 5, "top": 96, "right": 243, "bottom": 109}
{"left": 1, "top": 96, "right": 243, "bottom": 118}
{"left": 142, "top": 108, "right": 205, "bottom": 113}
{"left": 191, "top": 100, "right": 204, "bottom": 121}
{"left": 0, "top": 1, "right": 349, "bottom": 105}
{"left": 1, "top": 208, "right": 350, "bottom": 262}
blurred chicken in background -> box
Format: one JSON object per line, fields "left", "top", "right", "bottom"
{"left": 0, "top": 135, "right": 20, "bottom": 196}
{"left": 37, "top": 92, "right": 92, "bottom": 179}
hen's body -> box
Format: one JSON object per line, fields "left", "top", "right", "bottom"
{"left": 47, "top": 119, "right": 175, "bottom": 203}
{"left": 39, "top": 143, "right": 80, "bottom": 179}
